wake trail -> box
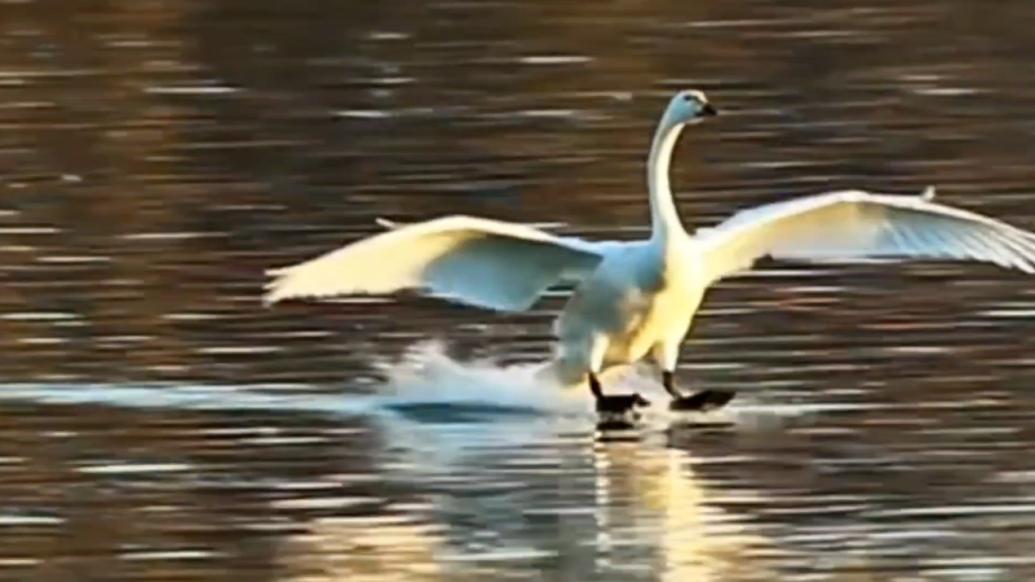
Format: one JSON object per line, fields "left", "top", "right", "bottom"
{"left": 0, "top": 340, "right": 623, "bottom": 419}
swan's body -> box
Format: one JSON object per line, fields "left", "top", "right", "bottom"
{"left": 266, "top": 90, "right": 1035, "bottom": 412}
{"left": 550, "top": 238, "right": 706, "bottom": 386}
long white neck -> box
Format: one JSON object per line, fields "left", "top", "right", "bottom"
{"left": 647, "top": 116, "right": 686, "bottom": 242}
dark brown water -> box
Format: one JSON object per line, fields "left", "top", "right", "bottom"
{"left": 2, "top": 0, "right": 1035, "bottom": 580}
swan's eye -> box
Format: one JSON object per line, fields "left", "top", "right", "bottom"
{"left": 683, "top": 94, "right": 705, "bottom": 108}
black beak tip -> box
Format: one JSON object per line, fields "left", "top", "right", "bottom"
{"left": 701, "top": 103, "right": 718, "bottom": 117}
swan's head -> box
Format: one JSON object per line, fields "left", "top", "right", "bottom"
{"left": 664, "top": 89, "right": 717, "bottom": 127}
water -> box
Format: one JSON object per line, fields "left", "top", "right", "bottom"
{"left": 3, "top": 0, "right": 1035, "bottom": 579}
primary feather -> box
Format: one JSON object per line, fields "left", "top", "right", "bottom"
{"left": 264, "top": 215, "right": 604, "bottom": 311}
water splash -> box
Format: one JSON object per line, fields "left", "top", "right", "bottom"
{"left": 374, "top": 339, "right": 590, "bottom": 416}
{"left": 374, "top": 341, "right": 841, "bottom": 435}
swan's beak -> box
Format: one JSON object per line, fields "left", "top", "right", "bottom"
{"left": 701, "top": 103, "right": 718, "bottom": 117}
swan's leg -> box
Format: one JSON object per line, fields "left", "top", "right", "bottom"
{"left": 588, "top": 371, "right": 604, "bottom": 399}
{"left": 661, "top": 370, "right": 683, "bottom": 399}
{"left": 586, "top": 335, "right": 608, "bottom": 403}
{"left": 655, "top": 343, "right": 735, "bottom": 412}
{"left": 588, "top": 337, "right": 649, "bottom": 417}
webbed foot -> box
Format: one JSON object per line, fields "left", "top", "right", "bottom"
{"left": 596, "top": 393, "right": 651, "bottom": 414}
{"left": 595, "top": 393, "right": 650, "bottom": 430}
{"left": 669, "top": 390, "right": 735, "bottom": 412}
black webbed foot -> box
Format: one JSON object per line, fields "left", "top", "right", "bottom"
{"left": 669, "top": 390, "right": 736, "bottom": 412}
{"left": 595, "top": 393, "right": 650, "bottom": 430}
{"left": 588, "top": 372, "right": 650, "bottom": 430}
{"left": 596, "top": 393, "right": 650, "bottom": 413}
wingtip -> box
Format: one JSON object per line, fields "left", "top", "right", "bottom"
{"left": 921, "top": 185, "right": 936, "bottom": 201}
{"left": 263, "top": 265, "right": 290, "bottom": 305}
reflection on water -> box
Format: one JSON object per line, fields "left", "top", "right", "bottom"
{"left": 3, "top": 0, "right": 1035, "bottom": 579}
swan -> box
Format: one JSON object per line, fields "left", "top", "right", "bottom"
{"left": 264, "top": 90, "right": 1035, "bottom": 417}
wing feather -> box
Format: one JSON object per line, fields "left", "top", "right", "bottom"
{"left": 699, "top": 189, "right": 1035, "bottom": 283}
{"left": 264, "top": 215, "right": 606, "bottom": 311}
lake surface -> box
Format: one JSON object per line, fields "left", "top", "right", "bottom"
{"left": 2, "top": 0, "right": 1035, "bottom": 579}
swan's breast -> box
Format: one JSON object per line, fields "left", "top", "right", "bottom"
{"left": 589, "top": 243, "right": 701, "bottom": 362}
{"left": 556, "top": 241, "right": 705, "bottom": 360}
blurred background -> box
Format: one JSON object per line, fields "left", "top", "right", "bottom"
{"left": 2, "top": 0, "right": 1035, "bottom": 580}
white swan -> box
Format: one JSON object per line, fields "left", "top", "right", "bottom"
{"left": 265, "top": 90, "right": 1035, "bottom": 416}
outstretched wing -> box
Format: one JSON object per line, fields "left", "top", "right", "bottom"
{"left": 264, "top": 215, "right": 606, "bottom": 311}
{"left": 699, "top": 188, "right": 1035, "bottom": 283}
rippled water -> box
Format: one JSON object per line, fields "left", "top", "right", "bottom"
{"left": 3, "top": 0, "right": 1035, "bottom": 580}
